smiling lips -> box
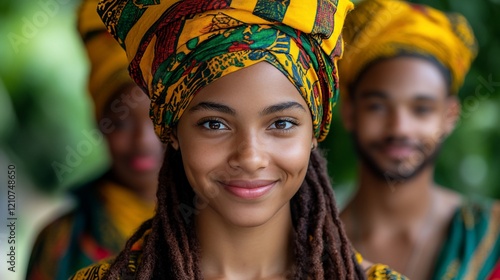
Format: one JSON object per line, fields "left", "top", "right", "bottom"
{"left": 382, "top": 145, "right": 416, "bottom": 160}
{"left": 221, "top": 180, "right": 277, "bottom": 200}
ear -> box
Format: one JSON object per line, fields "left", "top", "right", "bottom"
{"left": 169, "top": 128, "right": 180, "bottom": 150}
{"left": 444, "top": 96, "right": 461, "bottom": 136}
{"left": 311, "top": 137, "right": 318, "bottom": 150}
{"left": 340, "top": 96, "right": 354, "bottom": 132}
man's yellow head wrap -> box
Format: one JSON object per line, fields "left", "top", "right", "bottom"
{"left": 97, "top": 0, "right": 354, "bottom": 143}
{"left": 339, "top": 0, "right": 477, "bottom": 96}
{"left": 77, "top": 0, "right": 136, "bottom": 120}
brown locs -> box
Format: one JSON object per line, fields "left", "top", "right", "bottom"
{"left": 104, "top": 145, "right": 365, "bottom": 279}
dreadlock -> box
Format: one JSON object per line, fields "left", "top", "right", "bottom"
{"left": 104, "top": 145, "right": 366, "bottom": 279}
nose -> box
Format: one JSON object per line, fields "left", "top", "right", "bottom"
{"left": 133, "top": 120, "right": 160, "bottom": 150}
{"left": 386, "top": 108, "right": 413, "bottom": 138}
{"left": 228, "top": 131, "right": 269, "bottom": 173}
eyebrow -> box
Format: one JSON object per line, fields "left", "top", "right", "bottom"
{"left": 260, "top": 101, "right": 307, "bottom": 115}
{"left": 189, "top": 102, "right": 236, "bottom": 115}
{"left": 359, "top": 90, "right": 439, "bottom": 101}
{"left": 413, "top": 95, "right": 438, "bottom": 101}
{"left": 189, "top": 101, "right": 307, "bottom": 116}
{"left": 358, "top": 90, "right": 387, "bottom": 99}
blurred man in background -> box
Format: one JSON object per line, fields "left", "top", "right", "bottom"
{"left": 338, "top": 0, "right": 500, "bottom": 279}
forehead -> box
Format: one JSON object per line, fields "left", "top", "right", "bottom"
{"left": 189, "top": 62, "right": 305, "bottom": 107}
{"left": 354, "top": 56, "right": 449, "bottom": 101}
{"left": 104, "top": 83, "right": 150, "bottom": 117}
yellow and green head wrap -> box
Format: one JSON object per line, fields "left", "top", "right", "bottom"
{"left": 97, "top": 0, "right": 354, "bottom": 142}
{"left": 77, "top": 0, "right": 136, "bottom": 120}
{"left": 339, "top": 0, "right": 478, "bottom": 96}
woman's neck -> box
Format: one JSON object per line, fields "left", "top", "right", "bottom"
{"left": 196, "top": 202, "right": 294, "bottom": 280}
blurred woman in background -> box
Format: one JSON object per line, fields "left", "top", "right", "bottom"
{"left": 26, "top": 1, "right": 164, "bottom": 279}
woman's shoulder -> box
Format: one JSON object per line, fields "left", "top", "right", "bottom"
{"left": 68, "top": 260, "right": 111, "bottom": 280}
{"left": 366, "top": 264, "right": 408, "bottom": 280}
{"left": 69, "top": 248, "right": 142, "bottom": 280}
{"left": 357, "top": 252, "right": 408, "bottom": 280}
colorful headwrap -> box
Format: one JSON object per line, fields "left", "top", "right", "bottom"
{"left": 78, "top": 0, "right": 136, "bottom": 120}
{"left": 339, "top": 0, "right": 477, "bottom": 96}
{"left": 97, "top": 0, "right": 354, "bottom": 142}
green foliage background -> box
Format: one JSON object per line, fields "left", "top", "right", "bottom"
{"left": 0, "top": 0, "right": 109, "bottom": 193}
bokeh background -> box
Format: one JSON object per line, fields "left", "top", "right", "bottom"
{"left": 0, "top": 0, "right": 498, "bottom": 279}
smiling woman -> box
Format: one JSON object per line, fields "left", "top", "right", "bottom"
{"left": 68, "top": 0, "right": 408, "bottom": 279}
{"left": 174, "top": 63, "right": 315, "bottom": 230}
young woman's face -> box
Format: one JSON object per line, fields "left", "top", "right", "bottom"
{"left": 173, "top": 62, "right": 317, "bottom": 227}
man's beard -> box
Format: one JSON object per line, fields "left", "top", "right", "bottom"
{"left": 352, "top": 133, "right": 442, "bottom": 184}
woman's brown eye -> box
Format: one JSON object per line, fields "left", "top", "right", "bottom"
{"left": 270, "top": 120, "right": 295, "bottom": 130}
{"left": 275, "top": 120, "right": 287, "bottom": 129}
{"left": 209, "top": 121, "right": 221, "bottom": 129}
{"left": 200, "top": 120, "right": 227, "bottom": 130}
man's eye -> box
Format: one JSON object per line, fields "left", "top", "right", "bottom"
{"left": 113, "top": 120, "right": 133, "bottom": 130}
{"left": 415, "top": 106, "right": 433, "bottom": 115}
{"left": 367, "top": 103, "right": 385, "bottom": 112}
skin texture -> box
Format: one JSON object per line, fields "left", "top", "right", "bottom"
{"left": 171, "top": 62, "right": 317, "bottom": 279}
{"left": 102, "top": 83, "right": 165, "bottom": 202}
{"left": 340, "top": 56, "right": 462, "bottom": 279}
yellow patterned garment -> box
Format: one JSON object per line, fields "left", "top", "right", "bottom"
{"left": 366, "top": 265, "right": 408, "bottom": 280}
{"left": 70, "top": 239, "right": 407, "bottom": 280}
{"left": 72, "top": 265, "right": 408, "bottom": 279}
{"left": 77, "top": 0, "right": 135, "bottom": 119}
{"left": 96, "top": 0, "right": 354, "bottom": 142}
{"left": 339, "top": 0, "right": 477, "bottom": 96}
{"left": 26, "top": 180, "right": 154, "bottom": 280}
